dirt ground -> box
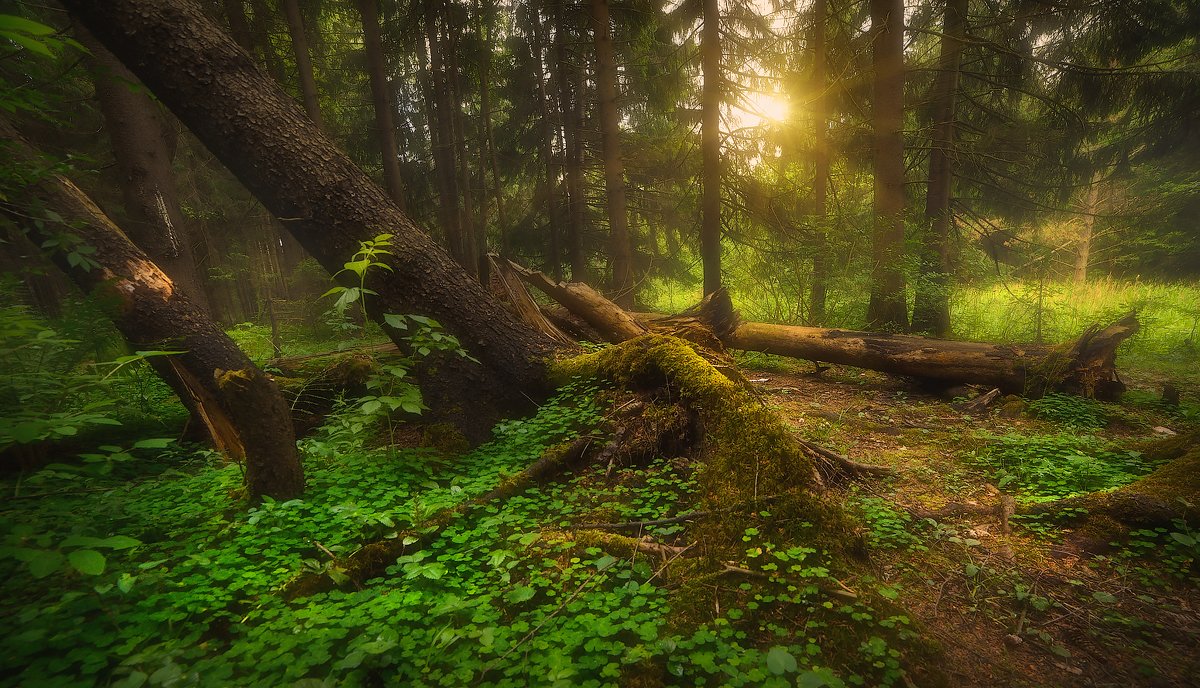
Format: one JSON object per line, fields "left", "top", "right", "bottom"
{"left": 740, "top": 356, "right": 1200, "bottom": 688}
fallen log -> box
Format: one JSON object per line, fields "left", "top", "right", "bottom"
{"left": 510, "top": 265, "right": 1137, "bottom": 400}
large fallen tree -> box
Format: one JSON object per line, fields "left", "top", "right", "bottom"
{"left": 505, "top": 261, "right": 1138, "bottom": 400}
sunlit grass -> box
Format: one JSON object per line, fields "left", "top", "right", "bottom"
{"left": 640, "top": 275, "right": 1199, "bottom": 377}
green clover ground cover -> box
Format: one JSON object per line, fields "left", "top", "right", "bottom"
{"left": 3, "top": 384, "right": 910, "bottom": 687}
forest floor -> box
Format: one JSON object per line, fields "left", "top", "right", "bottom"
{"left": 735, "top": 353, "right": 1200, "bottom": 687}
{"left": 3, "top": 341, "right": 1198, "bottom": 687}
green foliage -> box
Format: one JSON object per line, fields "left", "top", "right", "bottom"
{"left": 969, "top": 432, "right": 1155, "bottom": 502}
{"left": 1108, "top": 517, "right": 1200, "bottom": 583}
{"left": 1027, "top": 393, "right": 1108, "bottom": 429}
{"left": 853, "top": 496, "right": 927, "bottom": 551}
{"left": 0, "top": 303, "right": 180, "bottom": 451}
{"left": 0, "top": 14, "right": 82, "bottom": 59}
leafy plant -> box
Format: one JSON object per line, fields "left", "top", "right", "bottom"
{"left": 969, "top": 432, "right": 1154, "bottom": 502}
{"left": 1027, "top": 393, "right": 1108, "bottom": 429}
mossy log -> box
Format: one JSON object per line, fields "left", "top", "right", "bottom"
{"left": 514, "top": 263, "right": 1137, "bottom": 400}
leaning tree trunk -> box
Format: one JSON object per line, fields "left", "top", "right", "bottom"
{"left": 356, "top": 0, "right": 407, "bottom": 211}
{"left": 83, "top": 33, "right": 211, "bottom": 315}
{"left": 63, "top": 0, "right": 560, "bottom": 436}
{"left": 866, "top": 0, "right": 907, "bottom": 331}
{"left": 589, "top": 0, "right": 634, "bottom": 308}
{"left": 0, "top": 121, "right": 304, "bottom": 501}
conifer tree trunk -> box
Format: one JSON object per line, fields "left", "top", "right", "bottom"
{"left": 865, "top": 0, "right": 907, "bottom": 330}
{"left": 423, "top": 1, "right": 469, "bottom": 269}
{"left": 246, "top": 0, "right": 288, "bottom": 83}
{"left": 1075, "top": 174, "right": 1100, "bottom": 284}
{"left": 553, "top": 0, "right": 588, "bottom": 282}
{"left": 356, "top": 0, "right": 407, "bottom": 211}
{"left": 62, "top": 0, "right": 558, "bottom": 425}
{"left": 83, "top": 34, "right": 211, "bottom": 316}
{"left": 532, "top": 9, "right": 564, "bottom": 279}
{"left": 911, "top": 0, "right": 966, "bottom": 336}
{"left": 281, "top": 0, "right": 323, "bottom": 129}
{"left": 445, "top": 18, "right": 482, "bottom": 280}
{"left": 1, "top": 120, "right": 304, "bottom": 501}
{"left": 222, "top": 0, "right": 256, "bottom": 52}
{"left": 589, "top": 0, "right": 634, "bottom": 308}
{"left": 700, "top": 0, "right": 722, "bottom": 296}
{"left": 809, "top": 0, "right": 829, "bottom": 325}
{"left": 478, "top": 0, "right": 509, "bottom": 256}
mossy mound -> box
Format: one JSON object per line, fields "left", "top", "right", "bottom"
{"left": 550, "top": 334, "right": 852, "bottom": 553}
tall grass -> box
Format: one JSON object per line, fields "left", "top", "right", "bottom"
{"left": 951, "top": 278, "right": 1199, "bottom": 368}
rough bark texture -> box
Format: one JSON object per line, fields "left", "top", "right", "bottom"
{"left": 478, "top": 0, "right": 509, "bottom": 257}
{"left": 700, "top": 0, "right": 722, "bottom": 296}
{"left": 281, "top": 0, "right": 323, "bottom": 129}
{"left": 589, "top": 0, "right": 634, "bottom": 308}
{"left": 83, "top": 33, "right": 211, "bottom": 315}
{"left": 356, "top": 0, "right": 407, "bottom": 211}
{"left": 63, "top": 0, "right": 559, "bottom": 430}
{"left": 866, "top": 0, "right": 907, "bottom": 330}
{"left": 0, "top": 122, "right": 304, "bottom": 501}
{"left": 911, "top": 0, "right": 966, "bottom": 336}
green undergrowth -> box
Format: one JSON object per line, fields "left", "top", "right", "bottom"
{"left": 968, "top": 432, "right": 1158, "bottom": 503}
{"left": 3, "top": 363, "right": 929, "bottom": 687}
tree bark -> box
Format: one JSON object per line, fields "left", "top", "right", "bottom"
{"left": 911, "top": 0, "right": 966, "bottom": 336}
{"left": 83, "top": 33, "right": 212, "bottom": 316}
{"left": 700, "top": 0, "right": 722, "bottom": 296}
{"left": 356, "top": 0, "right": 407, "bottom": 211}
{"left": 1075, "top": 175, "right": 1100, "bottom": 283}
{"left": 532, "top": 8, "right": 564, "bottom": 279}
{"left": 809, "top": 0, "right": 829, "bottom": 326}
{"left": 246, "top": 0, "right": 288, "bottom": 84}
{"left": 281, "top": 0, "right": 323, "bottom": 130}
{"left": 445, "top": 15, "right": 482, "bottom": 280}
{"left": 865, "top": 0, "right": 907, "bottom": 331}
{"left": 589, "top": 0, "right": 634, "bottom": 308}
{"left": 222, "top": 0, "right": 256, "bottom": 52}
{"left": 477, "top": 0, "right": 509, "bottom": 257}
{"left": 553, "top": 0, "right": 588, "bottom": 283}
{"left": 423, "top": 1, "right": 468, "bottom": 270}
{"left": 0, "top": 120, "right": 304, "bottom": 501}
{"left": 62, "top": 0, "right": 559, "bottom": 431}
